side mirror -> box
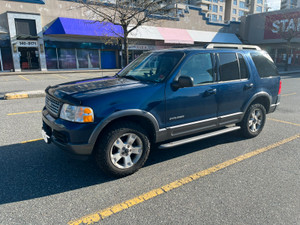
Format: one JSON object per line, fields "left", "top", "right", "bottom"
{"left": 172, "top": 76, "right": 194, "bottom": 91}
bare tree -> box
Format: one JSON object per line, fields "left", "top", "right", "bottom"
{"left": 76, "top": 0, "right": 181, "bottom": 66}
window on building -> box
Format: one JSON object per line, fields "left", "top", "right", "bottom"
{"left": 219, "top": 15, "right": 223, "bottom": 21}
{"left": 257, "top": 0, "right": 263, "bottom": 4}
{"left": 239, "top": 1, "right": 246, "bottom": 8}
{"left": 218, "top": 53, "right": 239, "bottom": 81}
{"left": 233, "top": 0, "right": 237, "bottom": 5}
{"left": 0, "top": 48, "right": 13, "bottom": 71}
{"left": 211, "top": 14, "right": 218, "bottom": 21}
{"left": 180, "top": 53, "right": 214, "bottom": 85}
{"left": 213, "top": 0, "right": 218, "bottom": 3}
{"left": 239, "top": 10, "right": 245, "bottom": 16}
{"left": 45, "top": 48, "right": 58, "bottom": 69}
{"left": 58, "top": 48, "right": 77, "bottom": 69}
{"left": 213, "top": 5, "right": 218, "bottom": 12}
{"left": 250, "top": 52, "right": 278, "bottom": 78}
{"left": 232, "top": 17, "right": 236, "bottom": 21}
{"left": 209, "top": 4, "right": 212, "bottom": 10}
{"left": 256, "top": 6, "right": 262, "bottom": 12}
{"left": 220, "top": 6, "right": 223, "bottom": 12}
{"left": 233, "top": 9, "right": 237, "bottom": 14}
{"left": 77, "top": 49, "right": 100, "bottom": 69}
{"left": 15, "top": 19, "right": 37, "bottom": 38}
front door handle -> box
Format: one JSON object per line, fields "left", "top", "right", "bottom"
{"left": 204, "top": 88, "right": 217, "bottom": 96}
{"left": 244, "top": 83, "right": 254, "bottom": 90}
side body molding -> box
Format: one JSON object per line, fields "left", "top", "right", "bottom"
{"left": 88, "top": 109, "right": 160, "bottom": 146}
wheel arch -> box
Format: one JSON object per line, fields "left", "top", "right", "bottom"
{"left": 89, "top": 110, "right": 159, "bottom": 150}
{"left": 242, "top": 92, "right": 271, "bottom": 114}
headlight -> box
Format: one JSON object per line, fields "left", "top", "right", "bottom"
{"left": 60, "top": 104, "right": 94, "bottom": 123}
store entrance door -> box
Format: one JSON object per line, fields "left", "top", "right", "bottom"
{"left": 19, "top": 47, "right": 40, "bottom": 70}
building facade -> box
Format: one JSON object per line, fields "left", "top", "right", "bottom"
{"left": 240, "top": 8, "right": 300, "bottom": 66}
{"left": 0, "top": 0, "right": 241, "bottom": 72}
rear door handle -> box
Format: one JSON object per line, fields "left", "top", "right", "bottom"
{"left": 204, "top": 88, "right": 217, "bottom": 96}
{"left": 244, "top": 83, "right": 254, "bottom": 90}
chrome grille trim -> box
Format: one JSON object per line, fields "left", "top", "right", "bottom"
{"left": 45, "top": 94, "right": 62, "bottom": 117}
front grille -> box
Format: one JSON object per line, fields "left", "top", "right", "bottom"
{"left": 45, "top": 94, "right": 62, "bottom": 117}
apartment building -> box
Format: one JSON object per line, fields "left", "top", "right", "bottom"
{"left": 186, "top": 0, "right": 265, "bottom": 23}
{"left": 281, "top": 0, "right": 299, "bottom": 9}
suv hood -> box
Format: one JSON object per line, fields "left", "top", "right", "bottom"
{"left": 46, "top": 76, "right": 146, "bottom": 104}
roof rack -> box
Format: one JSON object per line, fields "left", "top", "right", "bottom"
{"left": 205, "top": 43, "right": 261, "bottom": 50}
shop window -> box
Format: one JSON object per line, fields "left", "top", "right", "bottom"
{"left": 1, "top": 48, "right": 13, "bottom": 71}
{"left": 45, "top": 48, "right": 58, "bottom": 69}
{"left": 218, "top": 53, "right": 239, "bottom": 81}
{"left": 58, "top": 48, "right": 76, "bottom": 69}
{"left": 77, "top": 49, "right": 100, "bottom": 69}
{"left": 15, "top": 19, "right": 37, "bottom": 39}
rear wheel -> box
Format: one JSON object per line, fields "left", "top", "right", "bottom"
{"left": 95, "top": 122, "right": 150, "bottom": 177}
{"left": 240, "top": 103, "right": 266, "bottom": 138}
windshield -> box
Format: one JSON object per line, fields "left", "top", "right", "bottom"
{"left": 118, "top": 51, "right": 184, "bottom": 83}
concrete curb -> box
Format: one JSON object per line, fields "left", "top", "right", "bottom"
{"left": 4, "top": 90, "right": 45, "bottom": 100}
{"left": 279, "top": 70, "right": 300, "bottom": 75}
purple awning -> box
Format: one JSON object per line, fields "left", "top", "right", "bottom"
{"left": 44, "top": 17, "right": 123, "bottom": 37}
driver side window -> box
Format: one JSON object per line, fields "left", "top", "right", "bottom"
{"left": 180, "top": 53, "right": 214, "bottom": 86}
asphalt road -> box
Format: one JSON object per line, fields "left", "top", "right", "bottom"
{"left": 0, "top": 72, "right": 299, "bottom": 225}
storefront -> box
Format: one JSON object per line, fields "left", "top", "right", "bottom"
{"left": 240, "top": 8, "right": 300, "bottom": 66}
{"left": 0, "top": 39, "right": 13, "bottom": 72}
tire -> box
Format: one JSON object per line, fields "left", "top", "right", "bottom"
{"left": 240, "top": 103, "right": 266, "bottom": 138}
{"left": 95, "top": 122, "right": 150, "bottom": 177}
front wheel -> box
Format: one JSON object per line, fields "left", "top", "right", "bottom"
{"left": 240, "top": 103, "right": 266, "bottom": 138}
{"left": 95, "top": 122, "right": 150, "bottom": 177}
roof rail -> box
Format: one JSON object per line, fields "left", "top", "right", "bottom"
{"left": 205, "top": 43, "right": 261, "bottom": 50}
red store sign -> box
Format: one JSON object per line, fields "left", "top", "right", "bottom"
{"left": 264, "top": 11, "right": 300, "bottom": 40}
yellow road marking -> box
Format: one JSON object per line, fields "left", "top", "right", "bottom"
{"left": 7, "top": 110, "right": 41, "bottom": 116}
{"left": 68, "top": 134, "right": 300, "bottom": 225}
{"left": 18, "top": 75, "right": 30, "bottom": 81}
{"left": 52, "top": 74, "right": 68, "bottom": 79}
{"left": 268, "top": 118, "right": 300, "bottom": 127}
{"left": 281, "top": 93, "right": 296, "bottom": 97}
{"left": 21, "top": 138, "right": 43, "bottom": 144}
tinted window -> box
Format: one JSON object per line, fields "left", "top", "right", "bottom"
{"left": 251, "top": 52, "right": 278, "bottom": 77}
{"left": 180, "top": 53, "right": 214, "bottom": 85}
{"left": 219, "top": 53, "right": 239, "bottom": 81}
{"left": 238, "top": 54, "right": 249, "bottom": 79}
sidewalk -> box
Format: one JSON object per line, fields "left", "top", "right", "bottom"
{"left": 277, "top": 64, "right": 300, "bottom": 75}
{"left": 0, "top": 69, "right": 120, "bottom": 77}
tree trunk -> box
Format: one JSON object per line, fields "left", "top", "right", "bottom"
{"left": 123, "top": 33, "right": 129, "bottom": 67}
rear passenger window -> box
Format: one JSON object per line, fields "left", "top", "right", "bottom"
{"left": 251, "top": 52, "right": 278, "bottom": 78}
{"left": 218, "top": 53, "right": 239, "bottom": 81}
{"left": 180, "top": 53, "right": 214, "bottom": 85}
{"left": 238, "top": 54, "right": 249, "bottom": 79}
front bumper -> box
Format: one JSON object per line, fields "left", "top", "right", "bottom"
{"left": 42, "top": 107, "right": 96, "bottom": 155}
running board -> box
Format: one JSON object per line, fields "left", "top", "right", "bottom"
{"left": 159, "top": 126, "right": 241, "bottom": 149}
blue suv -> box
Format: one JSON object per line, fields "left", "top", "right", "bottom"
{"left": 42, "top": 45, "right": 281, "bottom": 177}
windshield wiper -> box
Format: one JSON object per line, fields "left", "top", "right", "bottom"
{"left": 124, "top": 75, "right": 140, "bottom": 81}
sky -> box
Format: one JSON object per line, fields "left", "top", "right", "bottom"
{"left": 267, "top": 0, "right": 281, "bottom": 11}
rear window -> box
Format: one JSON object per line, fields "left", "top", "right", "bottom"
{"left": 250, "top": 52, "right": 278, "bottom": 78}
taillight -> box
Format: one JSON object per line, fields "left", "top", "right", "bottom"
{"left": 278, "top": 80, "right": 282, "bottom": 95}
